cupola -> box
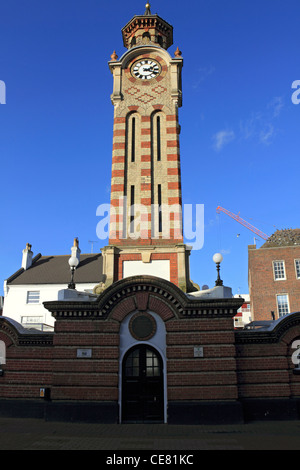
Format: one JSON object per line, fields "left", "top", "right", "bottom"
{"left": 121, "top": 3, "right": 173, "bottom": 50}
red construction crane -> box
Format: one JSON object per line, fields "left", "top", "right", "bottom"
{"left": 216, "top": 206, "right": 270, "bottom": 240}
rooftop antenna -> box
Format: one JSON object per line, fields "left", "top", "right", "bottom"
{"left": 88, "top": 240, "right": 98, "bottom": 254}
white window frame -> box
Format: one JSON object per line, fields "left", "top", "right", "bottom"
{"left": 273, "top": 260, "right": 286, "bottom": 281}
{"left": 26, "top": 290, "right": 40, "bottom": 304}
{"left": 276, "top": 294, "right": 290, "bottom": 317}
{"left": 295, "top": 259, "right": 300, "bottom": 279}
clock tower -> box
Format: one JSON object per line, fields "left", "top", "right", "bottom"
{"left": 97, "top": 3, "right": 196, "bottom": 293}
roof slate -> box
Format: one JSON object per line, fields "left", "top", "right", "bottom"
{"left": 7, "top": 253, "right": 104, "bottom": 285}
{"left": 261, "top": 229, "right": 300, "bottom": 248}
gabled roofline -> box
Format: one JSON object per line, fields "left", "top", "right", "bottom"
{"left": 5, "top": 253, "right": 42, "bottom": 284}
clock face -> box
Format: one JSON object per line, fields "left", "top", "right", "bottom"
{"left": 131, "top": 59, "right": 161, "bottom": 80}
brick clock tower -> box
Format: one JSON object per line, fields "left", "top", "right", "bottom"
{"left": 96, "top": 4, "right": 196, "bottom": 294}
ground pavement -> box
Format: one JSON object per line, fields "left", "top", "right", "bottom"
{"left": 0, "top": 417, "right": 300, "bottom": 451}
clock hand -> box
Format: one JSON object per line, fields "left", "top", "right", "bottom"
{"left": 142, "top": 67, "right": 158, "bottom": 73}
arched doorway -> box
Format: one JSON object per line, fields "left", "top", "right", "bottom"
{"left": 122, "top": 344, "right": 164, "bottom": 422}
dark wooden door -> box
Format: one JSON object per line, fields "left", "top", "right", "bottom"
{"left": 122, "top": 345, "right": 164, "bottom": 422}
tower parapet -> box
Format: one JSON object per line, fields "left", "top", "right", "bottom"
{"left": 121, "top": 3, "right": 173, "bottom": 50}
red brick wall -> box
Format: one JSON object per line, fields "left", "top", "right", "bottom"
{"left": 0, "top": 331, "right": 53, "bottom": 400}
{"left": 248, "top": 245, "right": 300, "bottom": 321}
{"left": 1, "top": 281, "right": 300, "bottom": 416}
{"left": 166, "top": 318, "right": 238, "bottom": 401}
{"left": 49, "top": 303, "right": 239, "bottom": 403}
{"left": 51, "top": 320, "right": 119, "bottom": 401}
{"left": 236, "top": 324, "right": 300, "bottom": 400}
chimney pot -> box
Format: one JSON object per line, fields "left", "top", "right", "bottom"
{"left": 22, "top": 243, "right": 33, "bottom": 270}
{"left": 71, "top": 238, "right": 81, "bottom": 265}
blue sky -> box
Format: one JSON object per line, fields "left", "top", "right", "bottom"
{"left": 0, "top": 0, "right": 299, "bottom": 297}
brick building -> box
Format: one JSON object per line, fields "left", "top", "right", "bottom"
{"left": 2, "top": 239, "right": 103, "bottom": 330}
{"left": 249, "top": 229, "right": 300, "bottom": 321}
{"left": 1, "top": 4, "right": 300, "bottom": 425}
{"left": 1, "top": 276, "right": 300, "bottom": 424}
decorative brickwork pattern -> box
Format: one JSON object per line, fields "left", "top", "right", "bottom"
{"left": 1, "top": 278, "right": 300, "bottom": 421}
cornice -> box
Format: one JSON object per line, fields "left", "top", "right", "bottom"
{"left": 109, "top": 45, "right": 174, "bottom": 72}
{"left": 0, "top": 317, "right": 53, "bottom": 347}
{"left": 121, "top": 14, "right": 173, "bottom": 50}
{"left": 44, "top": 275, "right": 244, "bottom": 320}
{"left": 235, "top": 311, "right": 300, "bottom": 344}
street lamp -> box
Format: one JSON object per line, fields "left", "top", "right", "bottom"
{"left": 68, "top": 255, "right": 79, "bottom": 289}
{"left": 213, "top": 253, "right": 223, "bottom": 286}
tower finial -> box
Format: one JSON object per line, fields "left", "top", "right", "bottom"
{"left": 144, "top": 2, "right": 151, "bottom": 15}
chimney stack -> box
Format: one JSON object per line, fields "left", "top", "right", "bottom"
{"left": 71, "top": 238, "right": 81, "bottom": 264}
{"left": 22, "top": 243, "right": 33, "bottom": 270}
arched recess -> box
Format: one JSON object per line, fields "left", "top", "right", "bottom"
{"left": 151, "top": 110, "right": 167, "bottom": 237}
{"left": 103, "top": 276, "right": 185, "bottom": 323}
{"left": 126, "top": 111, "right": 141, "bottom": 165}
{"left": 142, "top": 32, "right": 151, "bottom": 43}
{"left": 124, "top": 111, "right": 141, "bottom": 238}
{"left": 119, "top": 310, "right": 167, "bottom": 423}
{"left": 151, "top": 110, "right": 166, "bottom": 163}
{"left": 121, "top": 342, "right": 165, "bottom": 423}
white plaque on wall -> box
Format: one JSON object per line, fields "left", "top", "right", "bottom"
{"left": 194, "top": 346, "right": 204, "bottom": 358}
{"left": 77, "top": 348, "right": 92, "bottom": 358}
{"left": 123, "top": 260, "right": 170, "bottom": 280}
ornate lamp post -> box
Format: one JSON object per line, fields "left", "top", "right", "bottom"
{"left": 68, "top": 255, "right": 79, "bottom": 289}
{"left": 213, "top": 253, "right": 223, "bottom": 286}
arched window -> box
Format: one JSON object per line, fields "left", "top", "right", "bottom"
{"left": 126, "top": 112, "right": 139, "bottom": 164}
{"left": 150, "top": 111, "right": 166, "bottom": 237}
{"left": 156, "top": 115, "right": 161, "bottom": 161}
{"left": 157, "top": 35, "right": 163, "bottom": 47}
{"left": 158, "top": 184, "right": 162, "bottom": 233}
{"left": 131, "top": 37, "right": 136, "bottom": 47}
{"left": 151, "top": 112, "right": 164, "bottom": 162}
{"left": 125, "top": 112, "right": 141, "bottom": 237}
{"left": 131, "top": 117, "right": 136, "bottom": 163}
{"left": 142, "top": 32, "right": 151, "bottom": 42}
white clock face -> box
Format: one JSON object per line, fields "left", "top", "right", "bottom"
{"left": 131, "top": 59, "right": 161, "bottom": 80}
